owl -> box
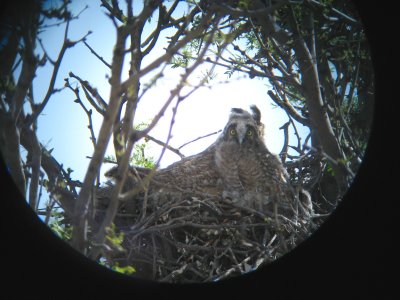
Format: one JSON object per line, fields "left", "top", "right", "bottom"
{"left": 214, "top": 106, "right": 293, "bottom": 211}
{"left": 103, "top": 105, "right": 294, "bottom": 213}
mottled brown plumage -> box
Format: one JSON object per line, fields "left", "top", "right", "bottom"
{"left": 214, "top": 106, "right": 293, "bottom": 211}
{"left": 103, "top": 105, "right": 294, "bottom": 212}
{"left": 151, "top": 144, "right": 220, "bottom": 196}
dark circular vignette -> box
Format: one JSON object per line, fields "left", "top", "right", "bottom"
{"left": 0, "top": 1, "right": 394, "bottom": 298}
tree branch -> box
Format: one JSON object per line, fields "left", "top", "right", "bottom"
{"left": 68, "top": 72, "right": 107, "bottom": 114}
{"left": 64, "top": 78, "right": 98, "bottom": 149}
{"left": 145, "top": 134, "right": 185, "bottom": 159}
{"left": 267, "top": 90, "right": 309, "bottom": 126}
{"left": 83, "top": 41, "right": 111, "bottom": 69}
{"left": 26, "top": 129, "right": 42, "bottom": 211}
{"left": 26, "top": 24, "right": 91, "bottom": 128}
{"left": 141, "top": 4, "right": 164, "bottom": 57}
{"left": 178, "top": 130, "right": 222, "bottom": 150}
{"left": 287, "top": 8, "right": 349, "bottom": 193}
{"left": 279, "top": 121, "right": 290, "bottom": 162}
{"left": 71, "top": 24, "right": 129, "bottom": 254}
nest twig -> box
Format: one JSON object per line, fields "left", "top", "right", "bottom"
{"left": 94, "top": 179, "right": 318, "bottom": 283}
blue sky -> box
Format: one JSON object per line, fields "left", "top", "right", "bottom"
{"left": 24, "top": 0, "right": 310, "bottom": 188}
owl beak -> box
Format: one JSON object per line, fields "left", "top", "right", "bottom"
{"left": 238, "top": 131, "right": 245, "bottom": 145}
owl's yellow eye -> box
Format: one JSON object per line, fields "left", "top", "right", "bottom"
{"left": 247, "top": 130, "right": 253, "bottom": 136}
{"left": 230, "top": 128, "right": 236, "bottom": 136}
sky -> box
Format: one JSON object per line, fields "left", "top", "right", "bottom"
{"left": 25, "top": 0, "right": 310, "bottom": 188}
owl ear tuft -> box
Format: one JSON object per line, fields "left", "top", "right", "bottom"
{"left": 250, "top": 105, "right": 261, "bottom": 125}
{"left": 231, "top": 108, "right": 245, "bottom": 114}
{"left": 250, "top": 105, "right": 265, "bottom": 138}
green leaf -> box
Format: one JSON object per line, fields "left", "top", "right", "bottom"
{"left": 105, "top": 223, "right": 125, "bottom": 249}
{"left": 112, "top": 263, "right": 136, "bottom": 275}
{"left": 325, "top": 162, "right": 335, "bottom": 176}
{"left": 49, "top": 211, "right": 72, "bottom": 241}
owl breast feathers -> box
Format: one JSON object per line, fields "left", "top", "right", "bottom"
{"left": 214, "top": 106, "right": 293, "bottom": 210}
{"left": 105, "top": 105, "right": 294, "bottom": 212}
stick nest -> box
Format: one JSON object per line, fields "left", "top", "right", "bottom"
{"left": 95, "top": 174, "right": 319, "bottom": 283}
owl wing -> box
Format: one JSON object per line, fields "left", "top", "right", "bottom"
{"left": 151, "top": 143, "right": 221, "bottom": 196}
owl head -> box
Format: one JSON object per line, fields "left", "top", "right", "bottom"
{"left": 222, "top": 105, "right": 264, "bottom": 145}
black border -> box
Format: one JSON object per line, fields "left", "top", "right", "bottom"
{"left": 1, "top": 1, "right": 395, "bottom": 298}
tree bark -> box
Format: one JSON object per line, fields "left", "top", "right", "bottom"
{"left": 253, "top": 3, "right": 349, "bottom": 196}
{"left": 71, "top": 25, "right": 129, "bottom": 253}
{"left": 0, "top": 113, "right": 26, "bottom": 195}
{"left": 293, "top": 37, "right": 348, "bottom": 194}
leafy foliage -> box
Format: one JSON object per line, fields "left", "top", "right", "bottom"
{"left": 111, "top": 263, "right": 136, "bottom": 275}
{"left": 99, "top": 260, "right": 136, "bottom": 275}
{"left": 131, "top": 122, "right": 156, "bottom": 169}
{"left": 105, "top": 223, "right": 125, "bottom": 253}
{"left": 49, "top": 211, "right": 72, "bottom": 242}
{"left": 170, "top": 46, "right": 194, "bottom": 69}
{"left": 105, "top": 122, "right": 155, "bottom": 168}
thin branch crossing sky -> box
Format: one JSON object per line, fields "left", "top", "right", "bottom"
{"left": 25, "top": 0, "right": 309, "bottom": 184}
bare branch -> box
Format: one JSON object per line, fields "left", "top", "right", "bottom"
{"left": 131, "top": 15, "right": 219, "bottom": 141}
{"left": 68, "top": 72, "right": 107, "bottom": 114}
{"left": 100, "top": 0, "right": 125, "bottom": 23}
{"left": 267, "top": 90, "right": 309, "bottom": 126}
{"left": 64, "top": 78, "right": 98, "bottom": 149}
{"left": 213, "top": 1, "right": 289, "bottom": 18}
{"left": 26, "top": 129, "right": 42, "bottom": 211}
{"left": 279, "top": 121, "right": 290, "bottom": 162}
{"left": 286, "top": 9, "right": 349, "bottom": 192}
{"left": 83, "top": 41, "right": 111, "bottom": 69}
{"left": 72, "top": 24, "right": 129, "bottom": 253}
{"left": 141, "top": 4, "right": 164, "bottom": 57}
{"left": 120, "top": 13, "right": 213, "bottom": 95}
{"left": 10, "top": 52, "right": 39, "bottom": 123}
{"left": 178, "top": 130, "right": 222, "bottom": 150}
{"left": 26, "top": 25, "right": 92, "bottom": 128}
{"left": 145, "top": 134, "right": 185, "bottom": 159}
